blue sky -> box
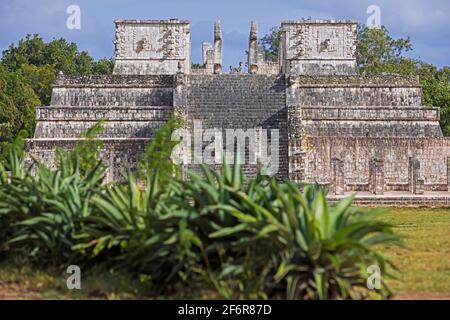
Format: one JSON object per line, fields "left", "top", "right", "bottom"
{"left": 0, "top": 0, "right": 449, "bottom": 68}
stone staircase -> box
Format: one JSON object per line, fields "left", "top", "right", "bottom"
{"left": 187, "top": 74, "right": 288, "bottom": 178}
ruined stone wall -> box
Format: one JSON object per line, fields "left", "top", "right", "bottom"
{"left": 113, "top": 19, "right": 191, "bottom": 75}
{"left": 281, "top": 20, "right": 357, "bottom": 76}
{"left": 51, "top": 75, "right": 174, "bottom": 106}
{"left": 28, "top": 74, "right": 176, "bottom": 178}
{"left": 291, "top": 137, "right": 450, "bottom": 191}
{"left": 286, "top": 75, "right": 423, "bottom": 106}
{"left": 35, "top": 75, "right": 175, "bottom": 140}
{"left": 256, "top": 62, "right": 279, "bottom": 75}
{"left": 35, "top": 120, "right": 168, "bottom": 138}
{"left": 289, "top": 106, "right": 442, "bottom": 138}
{"left": 286, "top": 75, "right": 438, "bottom": 138}
{"left": 36, "top": 106, "right": 171, "bottom": 121}
{"left": 25, "top": 138, "right": 149, "bottom": 182}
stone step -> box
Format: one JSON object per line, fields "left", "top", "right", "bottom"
{"left": 50, "top": 87, "right": 174, "bottom": 107}
{"left": 34, "top": 120, "right": 168, "bottom": 139}
{"left": 187, "top": 74, "right": 288, "bottom": 179}
{"left": 294, "top": 106, "right": 440, "bottom": 121}
{"left": 299, "top": 120, "right": 443, "bottom": 138}
{"left": 36, "top": 106, "right": 172, "bottom": 121}
{"left": 53, "top": 74, "right": 174, "bottom": 87}
{"left": 287, "top": 75, "right": 423, "bottom": 106}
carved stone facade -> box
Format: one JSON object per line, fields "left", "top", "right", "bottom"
{"left": 113, "top": 19, "right": 191, "bottom": 75}
{"left": 25, "top": 19, "right": 450, "bottom": 205}
{"left": 280, "top": 20, "right": 357, "bottom": 75}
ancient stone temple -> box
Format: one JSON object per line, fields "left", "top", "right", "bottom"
{"left": 26, "top": 19, "right": 450, "bottom": 205}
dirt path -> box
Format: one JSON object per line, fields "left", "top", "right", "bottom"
{"left": 1, "top": 283, "right": 448, "bottom": 300}
{"left": 0, "top": 283, "right": 40, "bottom": 300}
{"left": 395, "top": 292, "right": 450, "bottom": 300}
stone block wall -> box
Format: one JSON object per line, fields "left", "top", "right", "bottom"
{"left": 51, "top": 75, "right": 174, "bottom": 106}
{"left": 290, "top": 105, "right": 442, "bottom": 137}
{"left": 297, "top": 106, "right": 439, "bottom": 121}
{"left": 294, "top": 137, "right": 450, "bottom": 191}
{"left": 280, "top": 20, "right": 358, "bottom": 76}
{"left": 34, "top": 120, "right": 168, "bottom": 138}
{"left": 25, "top": 138, "right": 149, "bottom": 182}
{"left": 286, "top": 75, "right": 423, "bottom": 106}
{"left": 113, "top": 19, "right": 191, "bottom": 75}
{"left": 35, "top": 75, "right": 175, "bottom": 140}
{"left": 27, "top": 73, "right": 176, "bottom": 178}
{"left": 36, "top": 106, "right": 171, "bottom": 121}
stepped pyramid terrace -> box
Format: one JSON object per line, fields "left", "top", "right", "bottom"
{"left": 25, "top": 18, "right": 450, "bottom": 206}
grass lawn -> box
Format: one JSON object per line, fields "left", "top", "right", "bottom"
{"left": 0, "top": 207, "right": 448, "bottom": 300}
{"left": 376, "top": 207, "right": 450, "bottom": 299}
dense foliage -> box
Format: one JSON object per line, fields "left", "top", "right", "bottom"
{"left": 0, "top": 66, "right": 40, "bottom": 164}
{"left": 0, "top": 119, "right": 400, "bottom": 299}
{"left": 0, "top": 123, "right": 106, "bottom": 265}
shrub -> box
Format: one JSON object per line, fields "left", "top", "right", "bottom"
{"left": 72, "top": 115, "right": 194, "bottom": 292}
{"left": 0, "top": 122, "right": 106, "bottom": 265}
{"left": 73, "top": 171, "right": 199, "bottom": 291}
{"left": 175, "top": 161, "right": 400, "bottom": 299}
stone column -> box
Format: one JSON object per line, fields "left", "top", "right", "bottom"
{"left": 214, "top": 21, "right": 222, "bottom": 74}
{"left": 331, "top": 157, "right": 345, "bottom": 195}
{"left": 447, "top": 157, "right": 450, "bottom": 192}
{"left": 248, "top": 21, "right": 258, "bottom": 74}
{"left": 173, "top": 73, "right": 189, "bottom": 180}
{"left": 369, "top": 158, "right": 384, "bottom": 195}
{"left": 173, "top": 73, "right": 187, "bottom": 107}
{"left": 409, "top": 156, "right": 424, "bottom": 195}
{"left": 202, "top": 42, "right": 213, "bottom": 65}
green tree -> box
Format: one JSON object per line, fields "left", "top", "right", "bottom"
{"left": 18, "top": 64, "right": 56, "bottom": 106}
{"left": 356, "top": 25, "right": 412, "bottom": 73}
{"left": 259, "top": 27, "right": 281, "bottom": 62}
{"left": 92, "top": 58, "right": 115, "bottom": 75}
{"left": 1, "top": 34, "right": 114, "bottom": 104}
{"left": 0, "top": 66, "right": 40, "bottom": 164}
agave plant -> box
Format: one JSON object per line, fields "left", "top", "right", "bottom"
{"left": 75, "top": 171, "right": 199, "bottom": 282}
{"left": 173, "top": 161, "right": 280, "bottom": 299}
{"left": 0, "top": 148, "right": 105, "bottom": 265}
{"left": 266, "top": 183, "right": 400, "bottom": 300}
{"left": 176, "top": 161, "right": 400, "bottom": 300}
{"left": 72, "top": 115, "right": 200, "bottom": 290}
{"left": 0, "top": 123, "right": 106, "bottom": 265}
